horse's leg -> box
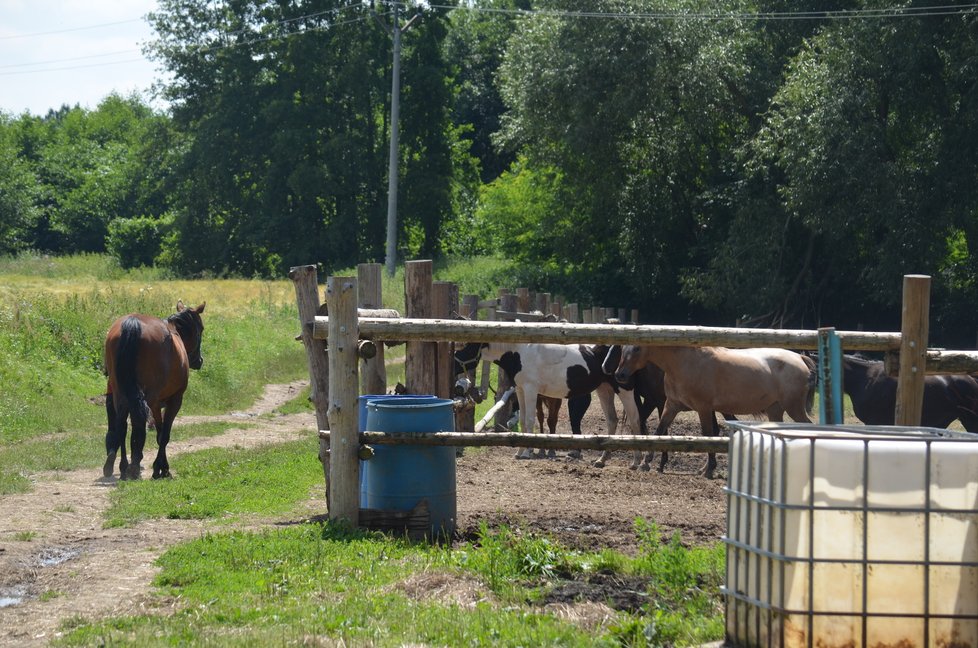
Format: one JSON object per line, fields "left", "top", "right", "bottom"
{"left": 651, "top": 400, "right": 682, "bottom": 472}
{"left": 545, "top": 397, "right": 559, "bottom": 458}
{"left": 566, "top": 394, "right": 591, "bottom": 459}
{"left": 151, "top": 398, "right": 176, "bottom": 479}
{"left": 616, "top": 388, "right": 644, "bottom": 470}
{"left": 783, "top": 400, "right": 812, "bottom": 424}
{"left": 533, "top": 396, "right": 556, "bottom": 458}
{"left": 515, "top": 387, "right": 534, "bottom": 459}
{"left": 103, "top": 391, "right": 119, "bottom": 478}
{"left": 592, "top": 385, "right": 619, "bottom": 468}
{"left": 698, "top": 410, "right": 719, "bottom": 479}
{"left": 126, "top": 408, "right": 146, "bottom": 481}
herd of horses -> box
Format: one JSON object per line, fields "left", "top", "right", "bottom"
{"left": 456, "top": 340, "right": 978, "bottom": 478}
{"left": 98, "top": 302, "right": 978, "bottom": 481}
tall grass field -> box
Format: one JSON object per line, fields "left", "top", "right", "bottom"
{"left": 0, "top": 253, "right": 726, "bottom": 646}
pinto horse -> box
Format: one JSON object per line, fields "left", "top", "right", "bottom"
{"left": 473, "top": 342, "right": 648, "bottom": 468}
{"left": 842, "top": 354, "right": 978, "bottom": 431}
{"left": 609, "top": 345, "right": 817, "bottom": 478}
{"left": 103, "top": 301, "right": 206, "bottom": 480}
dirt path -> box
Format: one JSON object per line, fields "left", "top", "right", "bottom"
{"left": 0, "top": 382, "right": 727, "bottom": 646}
{"left": 0, "top": 381, "right": 316, "bottom": 647}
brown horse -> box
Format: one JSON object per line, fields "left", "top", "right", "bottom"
{"left": 607, "top": 345, "right": 817, "bottom": 478}
{"left": 103, "top": 301, "right": 206, "bottom": 480}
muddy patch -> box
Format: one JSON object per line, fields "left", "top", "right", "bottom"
{"left": 541, "top": 571, "right": 651, "bottom": 614}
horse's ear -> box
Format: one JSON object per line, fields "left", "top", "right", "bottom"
{"left": 197, "top": 302, "right": 206, "bottom": 314}
{"left": 176, "top": 300, "right": 185, "bottom": 312}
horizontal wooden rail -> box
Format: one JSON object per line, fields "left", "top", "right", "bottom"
{"left": 310, "top": 317, "right": 901, "bottom": 352}
{"left": 318, "top": 430, "right": 731, "bottom": 453}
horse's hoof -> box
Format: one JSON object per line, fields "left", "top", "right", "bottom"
{"left": 592, "top": 460, "right": 605, "bottom": 468}
{"left": 102, "top": 462, "right": 114, "bottom": 479}
{"left": 514, "top": 451, "right": 531, "bottom": 460}
{"left": 567, "top": 450, "right": 582, "bottom": 460}
{"left": 639, "top": 464, "right": 651, "bottom": 472}
{"left": 628, "top": 464, "right": 638, "bottom": 471}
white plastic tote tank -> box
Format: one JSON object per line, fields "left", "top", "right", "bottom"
{"left": 724, "top": 422, "right": 978, "bottom": 648}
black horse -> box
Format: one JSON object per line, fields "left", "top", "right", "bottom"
{"left": 842, "top": 354, "right": 978, "bottom": 431}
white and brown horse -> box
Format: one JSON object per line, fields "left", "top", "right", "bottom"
{"left": 471, "top": 342, "right": 648, "bottom": 468}
{"left": 607, "top": 345, "right": 817, "bottom": 478}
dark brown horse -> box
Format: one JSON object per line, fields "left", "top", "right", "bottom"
{"left": 103, "top": 301, "right": 206, "bottom": 480}
{"left": 842, "top": 354, "right": 978, "bottom": 431}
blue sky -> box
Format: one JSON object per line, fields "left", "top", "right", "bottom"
{"left": 0, "top": 1, "right": 163, "bottom": 116}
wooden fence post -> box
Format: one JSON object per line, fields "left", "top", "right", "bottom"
{"left": 289, "top": 265, "right": 331, "bottom": 501}
{"left": 433, "top": 281, "right": 457, "bottom": 399}
{"left": 326, "top": 275, "right": 359, "bottom": 525}
{"left": 895, "top": 274, "right": 931, "bottom": 426}
{"left": 567, "top": 303, "right": 579, "bottom": 323}
{"left": 516, "top": 287, "right": 530, "bottom": 313}
{"left": 405, "top": 260, "right": 435, "bottom": 396}
{"left": 358, "top": 263, "right": 386, "bottom": 395}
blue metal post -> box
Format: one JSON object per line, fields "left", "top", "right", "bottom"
{"left": 817, "top": 327, "right": 843, "bottom": 424}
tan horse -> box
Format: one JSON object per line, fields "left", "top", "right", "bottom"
{"left": 607, "top": 345, "right": 817, "bottom": 478}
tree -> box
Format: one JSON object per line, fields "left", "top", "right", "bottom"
{"left": 147, "top": 0, "right": 463, "bottom": 276}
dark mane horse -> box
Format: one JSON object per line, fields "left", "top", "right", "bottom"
{"left": 842, "top": 354, "right": 978, "bottom": 431}
{"left": 103, "top": 301, "right": 206, "bottom": 480}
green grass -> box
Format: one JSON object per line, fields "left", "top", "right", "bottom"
{"left": 104, "top": 440, "right": 321, "bottom": 528}
{"left": 58, "top": 519, "right": 724, "bottom": 647}
{"left": 0, "top": 253, "right": 308, "bottom": 494}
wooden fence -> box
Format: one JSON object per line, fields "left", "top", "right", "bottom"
{"left": 290, "top": 263, "right": 978, "bottom": 526}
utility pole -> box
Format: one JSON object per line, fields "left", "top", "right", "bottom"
{"left": 374, "top": 2, "right": 421, "bottom": 277}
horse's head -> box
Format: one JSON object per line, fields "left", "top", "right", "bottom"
{"left": 174, "top": 300, "right": 206, "bottom": 370}
{"left": 610, "top": 345, "right": 646, "bottom": 383}
{"left": 453, "top": 342, "right": 485, "bottom": 376}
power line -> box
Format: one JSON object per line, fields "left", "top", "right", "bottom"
{"left": 423, "top": 1, "right": 978, "bottom": 21}
{"left": 0, "top": 57, "right": 148, "bottom": 77}
{"left": 0, "top": 17, "right": 146, "bottom": 40}
{"left": 0, "top": 49, "right": 141, "bottom": 71}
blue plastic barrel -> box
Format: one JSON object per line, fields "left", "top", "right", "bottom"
{"left": 357, "top": 394, "right": 438, "bottom": 506}
{"left": 362, "top": 396, "right": 456, "bottom": 539}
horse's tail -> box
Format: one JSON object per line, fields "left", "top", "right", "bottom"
{"left": 114, "top": 317, "right": 148, "bottom": 429}
{"left": 801, "top": 352, "right": 818, "bottom": 415}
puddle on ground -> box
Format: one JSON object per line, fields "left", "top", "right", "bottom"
{"left": 0, "top": 585, "right": 27, "bottom": 608}
{"left": 36, "top": 546, "right": 80, "bottom": 568}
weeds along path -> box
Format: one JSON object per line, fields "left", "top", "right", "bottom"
{"left": 0, "top": 381, "right": 317, "bottom": 647}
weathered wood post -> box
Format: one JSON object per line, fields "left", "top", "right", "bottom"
{"left": 289, "top": 265, "right": 331, "bottom": 501}
{"left": 433, "top": 281, "right": 458, "bottom": 399}
{"left": 405, "top": 260, "right": 436, "bottom": 395}
{"left": 630, "top": 309, "right": 639, "bottom": 325}
{"left": 895, "top": 274, "right": 931, "bottom": 426}
{"left": 358, "top": 263, "right": 387, "bottom": 395}
{"left": 583, "top": 308, "right": 593, "bottom": 324}
{"left": 516, "top": 287, "right": 530, "bottom": 313}
{"left": 326, "top": 275, "right": 359, "bottom": 524}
